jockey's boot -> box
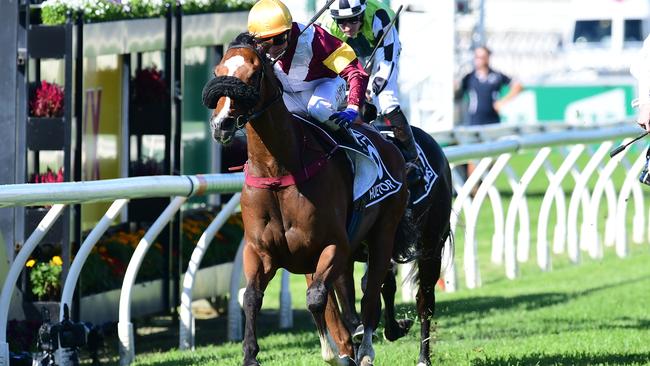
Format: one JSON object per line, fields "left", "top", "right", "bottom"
{"left": 384, "top": 107, "right": 424, "bottom": 186}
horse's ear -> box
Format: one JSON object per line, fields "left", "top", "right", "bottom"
{"left": 202, "top": 77, "right": 221, "bottom": 109}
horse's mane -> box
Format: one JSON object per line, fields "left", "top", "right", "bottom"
{"left": 230, "top": 32, "right": 257, "bottom": 48}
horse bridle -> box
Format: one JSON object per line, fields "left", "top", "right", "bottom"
{"left": 226, "top": 44, "right": 284, "bottom": 130}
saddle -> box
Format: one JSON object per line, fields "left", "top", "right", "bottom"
{"left": 293, "top": 114, "right": 403, "bottom": 208}
{"left": 295, "top": 113, "right": 440, "bottom": 263}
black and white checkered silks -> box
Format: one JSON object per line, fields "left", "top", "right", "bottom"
{"left": 330, "top": 0, "right": 366, "bottom": 18}
{"left": 368, "top": 8, "right": 401, "bottom": 114}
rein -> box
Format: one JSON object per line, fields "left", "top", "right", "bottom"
{"left": 201, "top": 44, "right": 284, "bottom": 130}
{"left": 207, "top": 41, "right": 337, "bottom": 190}
{"left": 243, "top": 145, "right": 338, "bottom": 190}
{"left": 230, "top": 44, "right": 284, "bottom": 129}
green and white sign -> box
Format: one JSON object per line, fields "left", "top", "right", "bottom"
{"left": 500, "top": 82, "right": 636, "bottom": 124}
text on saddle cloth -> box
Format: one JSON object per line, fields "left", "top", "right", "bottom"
{"left": 410, "top": 143, "right": 439, "bottom": 205}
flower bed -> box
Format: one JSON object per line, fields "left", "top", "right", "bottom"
{"left": 41, "top": 0, "right": 255, "bottom": 25}
{"left": 79, "top": 208, "right": 243, "bottom": 295}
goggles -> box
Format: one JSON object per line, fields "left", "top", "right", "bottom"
{"left": 335, "top": 15, "right": 362, "bottom": 25}
{"left": 256, "top": 31, "right": 289, "bottom": 46}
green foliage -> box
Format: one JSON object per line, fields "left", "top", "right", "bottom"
{"left": 29, "top": 257, "right": 63, "bottom": 300}
{"left": 40, "top": 0, "right": 255, "bottom": 25}
{"left": 79, "top": 210, "right": 243, "bottom": 295}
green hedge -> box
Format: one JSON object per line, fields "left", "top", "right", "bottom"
{"left": 41, "top": 0, "right": 255, "bottom": 25}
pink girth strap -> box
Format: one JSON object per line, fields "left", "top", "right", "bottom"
{"left": 244, "top": 154, "right": 332, "bottom": 190}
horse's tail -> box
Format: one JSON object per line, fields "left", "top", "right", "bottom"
{"left": 399, "top": 220, "right": 454, "bottom": 295}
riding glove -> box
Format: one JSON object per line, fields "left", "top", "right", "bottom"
{"left": 328, "top": 108, "right": 358, "bottom": 128}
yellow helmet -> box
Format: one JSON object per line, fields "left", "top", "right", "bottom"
{"left": 248, "top": 0, "right": 293, "bottom": 39}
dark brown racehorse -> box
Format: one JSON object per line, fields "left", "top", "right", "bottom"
{"left": 203, "top": 33, "right": 410, "bottom": 366}
{"left": 335, "top": 122, "right": 453, "bottom": 366}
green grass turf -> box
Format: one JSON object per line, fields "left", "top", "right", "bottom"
{"left": 128, "top": 247, "right": 650, "bottom": 366}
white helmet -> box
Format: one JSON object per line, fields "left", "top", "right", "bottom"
{"left": 330, "top": 0, "right": 366, "bottom": 19}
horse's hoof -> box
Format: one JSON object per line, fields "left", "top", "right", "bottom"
{"left": 383, "top": 318, "right": 414, "bottom": 342}
{"left": 243, "top": 360, "right": 260, "bottom": 366}
{"left": 352, "top": 324, "right": 378, "bottom": 343}
{"left": 359, "top": 355, "right": 373, "bottom": 366}
{"left": 338, "top": 355, "right": 357, "bottom": 366}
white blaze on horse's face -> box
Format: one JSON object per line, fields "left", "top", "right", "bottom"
{"left": 210, "top": 55, "right": 246, "bottom": 139}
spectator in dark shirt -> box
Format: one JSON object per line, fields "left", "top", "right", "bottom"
{"left": 456, "top": 46, "right": 523, "bottom": 125}
{"left": 455, "top": 46, "right": 523, "bottom": 191}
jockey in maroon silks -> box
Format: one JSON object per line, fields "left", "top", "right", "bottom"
{"left": 248, "top": 0, "right": 369, "bottom": 149}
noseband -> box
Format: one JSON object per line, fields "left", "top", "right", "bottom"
{"left": 201, "top": 44, "right": 283, "bottom": 130}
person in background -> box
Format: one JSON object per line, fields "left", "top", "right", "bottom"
{"left": 247, "top": 0, "right": 369, "bottom": 149}
{"left": 319, "top": 0, "right": 424, "bottom": 184}
{"left": 455, "top": 46, "right": 523, "bottom": 126}
{"left": 455, "top": 46, "right": 523, "bottom": 182}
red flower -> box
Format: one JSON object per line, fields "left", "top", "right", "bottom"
{"left": 30, "top": 80, "right": 64, "bottom": 118}
{"left": 29, "top": 166, "right": 64, "bottom": 184}
{"left": 132, "top": 66, "right": 168, "bottom": 105}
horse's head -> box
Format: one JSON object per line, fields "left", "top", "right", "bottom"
{"left": 202, "top": 33, "right": 278, "bottom": 144}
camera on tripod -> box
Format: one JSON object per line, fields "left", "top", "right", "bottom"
{"left": 33, "top": 304, "right": 90, "bottom": 366}
{"left": 37, "top": 304, "right": 88, "bottom": 351}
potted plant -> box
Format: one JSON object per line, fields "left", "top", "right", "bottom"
{"left": 27, "top": 80, "right": 65, "bottom": 151}
{"left": 25, "top": 167, "right": 65, "bottom": 245}
{"left": 25, "top": 256, "right": 63, "bottom": 320}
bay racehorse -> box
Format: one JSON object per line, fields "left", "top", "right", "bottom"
{"left": 203, "top": 33, "right": 411, "bottom": 366}
{"left": 335, "top": 114, "right": 454, "bottom": 366}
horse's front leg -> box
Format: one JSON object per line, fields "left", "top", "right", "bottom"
{"left": 382, "top": 261, "right": 413, "bottom": 342}
{"left": 357, "top": 234, "right": 394, "bottom": 366}
{"left": 306, "top": 276, "right": 356, "bottom": 366}
{"left": 307, "top": 243, "right": 355, "bottom": 366}
{"left": 415, "top": 248, "right": 442, "bottom": 366}
{"left": 334, "top": 263, "right": 362, "bottom": 338}
{"left": 242, "top": 243, "right": 276, "bottom": 366}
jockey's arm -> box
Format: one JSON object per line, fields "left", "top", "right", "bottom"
{"left": 369, "top": 9, "right": 398, "bottom": 96}
{"left": 320, "top": 30, "right": 369, "bottom": 109}
{"left": 339, "top": 59, "right": 369, "bottom": 109}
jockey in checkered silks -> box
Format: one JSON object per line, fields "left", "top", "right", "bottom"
{"left": 631, "top": 34, "right": 650, "bottom": 185}
{"left": 319, "top": 0, "right": 425, "bottom": 185}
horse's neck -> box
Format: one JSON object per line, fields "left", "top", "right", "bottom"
{"left": 246, "top": 104, "right": 303, "bottom": 177}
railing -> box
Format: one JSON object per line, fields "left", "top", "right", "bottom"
{"left": 0, "top": 121, "right": 646, "bottom": 366}
{"left": 438, "top": 122, "right": 647, "bottom": 291}
{"left": 0, "top": 174, "right": 243, "bottom": 366}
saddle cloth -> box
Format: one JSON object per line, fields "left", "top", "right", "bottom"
{"left": 377, "top": 129, "right": 440, "bottom": 206}
{"left": 295, "top": 115, "right": 402, "bottom": 207}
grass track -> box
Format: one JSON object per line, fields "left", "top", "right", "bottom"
{"left": 128, "top": 246, "right": 650, "bottom": 366}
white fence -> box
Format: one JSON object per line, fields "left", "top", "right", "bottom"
{"left": 438, "top": 122, "right": 647, "bottom": 292}
{"left": 0, "top": 121, "right": 646, "bottom": 366}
